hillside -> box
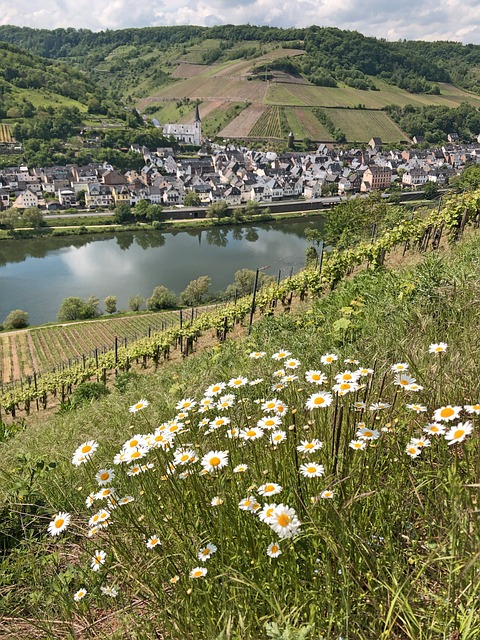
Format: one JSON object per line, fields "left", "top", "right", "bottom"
{"left": 1, "top": 198, "right": 479, "bottom": 638}
{"left": 1, "top": 25, "right": 480, "bottom": 144}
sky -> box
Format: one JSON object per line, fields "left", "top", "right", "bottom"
{"left": 0, "top": 0, "right": 479, "bottom": 45}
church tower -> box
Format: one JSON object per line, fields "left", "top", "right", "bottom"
{"left": 193, "top": 103, "right": 201, "bottom": 146}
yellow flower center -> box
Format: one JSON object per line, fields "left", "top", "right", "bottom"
{"left": 274, "top": 435, "right": 282, "bottom": 441}
{"left": 307, "top": 466, "right": 316, "bottom": 473}
{"left": 264, "top": 485, "right": 275, "bottom": 493}
{"left": 312, "top": 374, "right": 320, "bottom": 380}
{"left": 210, "top": 456, "right": 221, "bottom": 467}
{"left": 440, "top": 407, "right": 454, "bottom": 418}
{"left": 246, "top": 430, "right": 256, "bottom": 437}
{"left": 194, "top": 570, "right": 202, "bottom": 577}
{"left": 81, "top": 445, "right": 92, "bottom": 453}
{"left": 343, "top": 374, "right": 352, "bottom": 381}
{"left": 100, "top": 472, "right": 109, "bottom": 480}
{"left": 305, "top": 443, "right": 314, "bottom": 449}
{"left": 135, "top": 403, "right": 143, "bottom": 410}
{"left": 202, "top": 549, "right": 210, "bottom": 556}
{"left": 265, "top": 420, "right": 275, "bottom": 426}
{"left": 55, "top": 518, "right": 64, "bottom": 528}
{"left": 326, "top": 357, "right": 333, "bottom": 362}
{"left": 181, "top": 455, "right": 189, "bottom": 461}
{"left": 271, "top": 545, "right": 279, "bottom": 553}
{"left": 266, "top": 508, "right": 274, "bottom": 517}
{"left": 314, "top": 397, "right": 325, "bottom": 405}
{"left": 453, "top": 429, "right": 464, "bottom": 440}
{"left": 340, "top": 383, "right": 350, "bottom": 390}
{"left": 131, "top": 451, "right": 141, "bottom": 459}
{"left": 277, "top": 514, "right": 290, "bottom": 527}
{"left": 364, "top": 432, "right": 373, "bottom": 438}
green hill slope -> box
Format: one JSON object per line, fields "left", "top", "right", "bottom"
{"left": 1, "top": 196, "right": 479, "bottom": 637}
{"left": 1, "top": 25, "right": 480, "bottom": 144}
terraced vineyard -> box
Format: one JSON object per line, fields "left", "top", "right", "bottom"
{"left": 0, "top": 312, "right": 181, "bottom": 383}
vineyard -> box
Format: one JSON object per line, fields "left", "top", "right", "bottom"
{"left": 1, "top": 187, "right": 479, "bottom": 418}
{"left": 248, "top": 105, "right": 283, "bottom": 138}
{"left": 0, "top": 124, "right": 14, "bottom": 143}
{"left": 0, "top": 312, "right": 181, "bottom": 384}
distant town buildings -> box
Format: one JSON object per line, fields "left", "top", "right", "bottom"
{"left": 1, "top": 136, "right": 480, "bottom": 211}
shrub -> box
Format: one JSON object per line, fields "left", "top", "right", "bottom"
{"left": 3, "top": 309, "right": 29, "bottom": 330}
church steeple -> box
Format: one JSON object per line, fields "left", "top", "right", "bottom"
{"left": 194, "top": 103, "right": 201, "bottom": 123}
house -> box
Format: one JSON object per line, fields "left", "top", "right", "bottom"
{"left": 402, "top": 168, "right": 428, "bottom": 189}
{"left": 12, "top": 188, "right": 39, "bottom": 209}
{"left": 368, "top": 137, "right": 383, "bottom": 150}
{"left": 0, "top": 188, "right": 10, "bottom": 209}
{"left": 85, "top": 183, "right": 113, "bottom": 209}
{"left": 58, "top": 189, "right": 77, "bottom": 208}
{"left": 360, "top": 165, "right": 392, "bottom": 192}
{"left": 112, "top": 185, "right": 132, "bottom": 206}
{"left": 447, "top": 133, "right": 459, "bottom": 143}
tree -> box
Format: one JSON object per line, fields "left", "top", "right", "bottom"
{"left": 184, "top": 191, "right": 201, "bottom": 207}
{"left": 206, "top": 201, "right": 229, "bottom": 220}
{"left": 114, "top": 203, "right": 134, "bottom": 224}
{"left": 133, "top": 199, "right": 150, "bottom": 221}
{"left": 0, "top": 208, "right": 18, "bottom": 230}
{"left": 3, "top": 309, "right": 29, "bottom": 330}
{"left": 22, "top": 207, "right": 45, "bottom": 228}
{"left": 146, "top": 286, "right": 178, "bottom": 310}
{"left": 226, "top": 268, "right": 274, "bottom": 298}
{"left": 128, "top": 295, "right": 144, "bottom": 312}
{"left": 304, "top": 228, "right": 323, "bottom": 247}
{"left": 422, "top": 181, "right": 440, "bottom": 199}
{"left": 104, "top": 295, "right": 117, "bottom": 314}
{"left": 245, "top": 200, "right": 261, "bottom": 216}
{"left": 180, "top": 276, "right": 211, "bottom": 306}
{"left": 57, "top": 296, "right": 100, "bottom": 322}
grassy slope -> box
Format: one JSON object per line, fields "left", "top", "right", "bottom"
{"left": 1, "top": 231, "right": 479, "bottom": 639}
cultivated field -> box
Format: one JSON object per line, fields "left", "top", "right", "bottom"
{"left": 285, "top": 108, "right": 334, "bottom": 140}
{"left": 171, "top": 63, "right": 217, "bottom": 79}
{"left": 0, "top": 313, "right": 180, "bottom": 383}
{"left": 265, "top": 80, "right": 480, "bottom": 109}
{"left": 0, "top": 124, "right": 14, "bottom": 143}
{"left": 327, "top": 109, "right": 409, "bottom": 142}
{"left": 219, "top": 103, "right": 266, "bottom": 137}
{"left": 249, "top": 105, "right": 283, "bottom": 138}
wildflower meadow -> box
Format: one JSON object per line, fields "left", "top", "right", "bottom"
{"left": 2, "top": 233, "right": 479, "bottom": 640}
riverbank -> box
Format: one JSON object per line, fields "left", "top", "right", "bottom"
{"left": 0, "top": 207, "right": 328, "bottom": 241}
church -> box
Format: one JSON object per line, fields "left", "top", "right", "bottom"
{"left": 163, "top": 104, "right": 202, "bottom": 146}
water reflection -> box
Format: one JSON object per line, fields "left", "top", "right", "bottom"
{"left": 0, "top": 218, "right": 324, "bottom": 324}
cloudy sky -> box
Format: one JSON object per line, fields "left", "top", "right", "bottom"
{"left": 1, "top": 0, "right": 479, "bottom": 45}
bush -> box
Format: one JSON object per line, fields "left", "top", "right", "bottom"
{"left": 104, "top": 295, "right": 117, "bottom": 314}
{"left": 128, "top": 295, "right": 144, "bottom": 312}
{"left": 3, "top": 309, "right": 29, "bottom": 330}
{"left": 146, "top": 286, "right": 178, "bottom": 310}
{"left": 57, "top": 296, "right": 100, "bottom": 322}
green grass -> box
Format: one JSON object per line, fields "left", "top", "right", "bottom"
{"left": 1, "top": 230, "right": 479, "bottom": 639}
{"left": 326, "top": 108, "right": 409, "bottom": 142}
{"left": 13, "top": 88, "right": 88, "bottom": 112}
{"left": 265, "top": 80, "right": 480, "bottom": 109}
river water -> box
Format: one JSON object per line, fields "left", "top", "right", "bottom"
{"left": 0, "top": 219, "right": 323, "bottom": 326}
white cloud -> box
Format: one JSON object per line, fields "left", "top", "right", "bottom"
{"left": 0, "top": 0, "right": 479, "bottom": 44}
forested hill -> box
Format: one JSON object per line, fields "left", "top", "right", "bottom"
{"left": 0, "top": 24, "right": 479, "bottom": 96}
{"left": 0, "top": 40, "right": 103, "bottom": 115}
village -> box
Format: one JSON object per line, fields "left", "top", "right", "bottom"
{"left": 1, "top": 133, "right": 480, "bottom": 214}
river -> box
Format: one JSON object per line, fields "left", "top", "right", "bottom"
{"left": 0, "top": 219, "right": 323, "bottom": 326}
